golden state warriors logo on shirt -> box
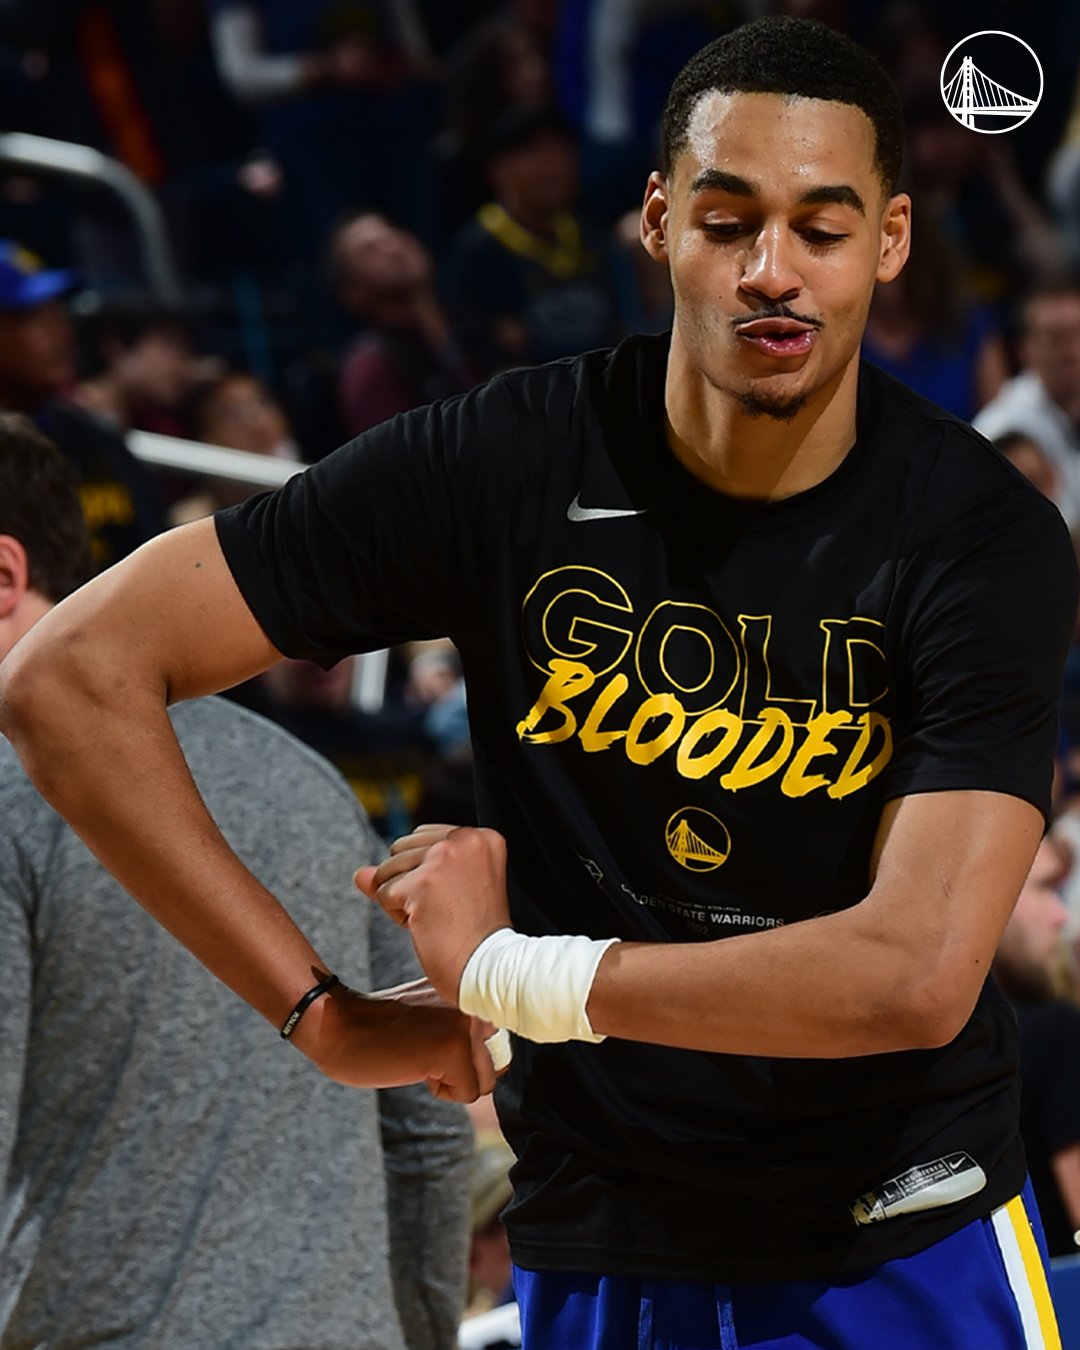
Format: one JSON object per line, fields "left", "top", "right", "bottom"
{"left": 515, "top": 565, "right": 893, "bottom": 801}
{"left": 665, "top": 808, "right": 730, "bottom": 872}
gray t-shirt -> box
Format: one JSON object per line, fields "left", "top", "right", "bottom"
{"left": 0, "top": 696, "right": 471, "bottom": 1350}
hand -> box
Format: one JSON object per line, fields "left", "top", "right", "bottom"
{"left": 355, "top": 825, "right": 512, "bottom": 1005}
{"left": 370, "top": 975, "right": 513, "bottom": 1073}
{"left": 290, "top": 977, "right": 499, "bottom": 1102}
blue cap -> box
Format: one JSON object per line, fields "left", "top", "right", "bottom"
{"left": 0, "top": 242, "right": 75, "bottom": 311}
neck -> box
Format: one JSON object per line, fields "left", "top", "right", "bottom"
{"left": 663, "top": 327, "right": 861, "bottom": 501}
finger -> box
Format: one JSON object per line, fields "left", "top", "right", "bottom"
{"left": 370, "top": 845, "right": 435, "bottom": 889}
{"left": 353, "top": 865, "right": 379, "bottom": 897}
{"left": 388, "top": 823, "right": 457, "bottom": 856}
{"left": 426, "top": 1071, "right": 479, "bottom": 1104}
{"left": 357, "top": 868, "right": 411, "bottom": 926}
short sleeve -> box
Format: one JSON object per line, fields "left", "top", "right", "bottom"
{"left": 214, "top": 376, "right": 517, "bottom": 664}
{"left": 882, "top": 488, "right": 1078, "bottom": 822}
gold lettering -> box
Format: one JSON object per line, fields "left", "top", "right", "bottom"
{"left": 516, "top": 659, "right": 595, "bottom": 744}
{"left": 829, "top": 712, "right": 893, "bottom": 799}
{"left": 674, "top": 708, "right": 743, "bottom": 781}
{"left": 579, "top": 673, "right": 630, "bottom": 752}
{"left": 626, "top": 694, "right": 686, "bottom": 766}
{"left": 721, "top": 707, "right": 795, "bottom": 791}
{"left": 780, "top": 711, "right": 851, "bottom": 798}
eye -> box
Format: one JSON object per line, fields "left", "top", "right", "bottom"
{"left": 800, "top": 229, "right": 847, "bottom": 249}
{"left": 701, "top": 222, "right": 748, "bottom": 240}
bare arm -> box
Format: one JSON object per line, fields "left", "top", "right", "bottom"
{"left": 363, "top": 789, "right": 1042, "bottom": 1056}
{"left": 0, "top": 518, "right": 492, "bottom": 1098}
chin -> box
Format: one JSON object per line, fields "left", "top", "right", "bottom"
{"left": 736, "top": 388, "right": 811, "bottom": 421}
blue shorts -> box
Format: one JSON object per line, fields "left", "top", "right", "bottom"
{"left": 513, "top": 1181, "right": 1061, "bottom": 1349}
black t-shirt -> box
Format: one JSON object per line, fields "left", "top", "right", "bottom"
{"left": 215, "top": 334, "right": 1078, "bottom": 1280}
{"left": 1014, "top": 997, "right": 1080, "bottom": 1258}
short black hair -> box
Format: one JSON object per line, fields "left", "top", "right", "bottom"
{"left": 0, "top": 413, "right": 91, "bottom": 601}
{"left": 661, "top": 16, "right": 904, "bottom": 194}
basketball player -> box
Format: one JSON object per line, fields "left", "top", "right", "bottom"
{"left": 0, "top": 16, "right": 1075, "bottom": 1348}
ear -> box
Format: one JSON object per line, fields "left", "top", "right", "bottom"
{"left": 0, "top": 534, "right": 29, "bottom": 620}
{"left": 876, "top": 192, "right": 912, "bottom": 285}
{"left": 640, "top": 171, "right": 671, "bottom": 264}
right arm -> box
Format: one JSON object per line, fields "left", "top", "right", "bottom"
{"left": 0, "top": 517, "right": 490, "bottom": 1098}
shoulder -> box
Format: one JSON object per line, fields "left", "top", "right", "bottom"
{"left": 864, "top": 361, "right": 1065, "bottom": 526}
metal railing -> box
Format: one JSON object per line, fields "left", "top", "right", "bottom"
{"left": 126, "top": 431, "right": 390, "bottom": 712}
{"left": 0, "top": 132, "right": 182, "bottom": 305}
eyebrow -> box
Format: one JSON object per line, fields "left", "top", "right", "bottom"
{"left": 689, "top": 169, "right": 866, "bottom": 217}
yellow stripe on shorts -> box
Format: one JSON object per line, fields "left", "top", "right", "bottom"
{"left": 990, "top": 1194, "right": 1062, "bottom": 1350}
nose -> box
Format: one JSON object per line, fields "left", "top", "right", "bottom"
{"left": 740, "top": 223, "right": 803, "bottom": 304}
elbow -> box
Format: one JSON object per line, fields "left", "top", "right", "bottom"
{"left": 887, "top": 965, "right": 981, "bottom": 1051}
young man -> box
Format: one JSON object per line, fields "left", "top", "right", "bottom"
{"left": 0, "top": 415, "right": 477, "bottom": 1348}
{"left": 0, "top": 17, "right": 1075, "bottom": 1349}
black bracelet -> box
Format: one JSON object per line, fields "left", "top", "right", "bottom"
{"left": 279, "top": 973, "right": 340, "bottom": 1040}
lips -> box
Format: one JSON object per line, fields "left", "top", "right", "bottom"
{"left": 735, "top": 317, "right": 818, "bottom": 359}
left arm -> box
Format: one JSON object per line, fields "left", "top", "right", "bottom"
{"left": 361, "top": 789, "right": 1042, "bottom": 1057}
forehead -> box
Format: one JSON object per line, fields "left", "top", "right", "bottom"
{"left": 675, "top": 91, "right": 880, "bottom": 199}
{"left": 1026, "top": 292, "right": 1080, "bottom": 329}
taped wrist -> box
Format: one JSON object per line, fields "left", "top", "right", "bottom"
{"left": 458, "top": 928, "right": 620, "bottom": 1044}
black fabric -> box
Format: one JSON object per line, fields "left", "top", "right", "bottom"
{"left": 215, "top": 333, "right": 1078, "bottom": 1280}
{"left": 1014, "top": 997, "right": 1080, "bottom": 1258}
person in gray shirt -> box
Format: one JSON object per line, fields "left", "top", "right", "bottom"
{"left": 0, "top": 414, "right": 474, "bottom": 1349}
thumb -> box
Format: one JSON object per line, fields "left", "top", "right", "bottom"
{"left": 354, "top": 865, "right": 380, "bottom": 897}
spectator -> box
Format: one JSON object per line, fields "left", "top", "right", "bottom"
{"left": 172, "top": 368, "right": 302, "bottom": 520}
{"left": 973, "top": 278, "right": 1080, "bottom": 528}
{"left": 861, "top": 205, "right": 1008, "bottom": 420}
{"left": 992, "top": 837, "right": 1080, "bottom": 1260}
{"left": 0, "top": 241, "right": 167, "bottom": 570}
{"left": 438, "top": 1, "right": 558, "bottom": 234}
{"left": 904, "top": 91, "right": 1065, "bottom": 303}
{"left": 328, "top": 211, "right": 476, "bottom": 437}
{"left": 71, "top": 300, "right": 203, "bottom": 436}
{"left": 443, "top": 106, "right": 624, "bottom": 375}
{"left": 207, "top": 0, "right": 435, "bottom": 257}
{"left": 0, "top": 412, "right": 476, "bottom": 1349}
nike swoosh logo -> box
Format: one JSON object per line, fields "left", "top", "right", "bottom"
{"left": 567, "top": 493, "right": 649, "bottom": 523}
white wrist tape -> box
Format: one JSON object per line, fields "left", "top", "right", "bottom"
{"left": 458, "top": 928, "right": 620, "bottom": 1044}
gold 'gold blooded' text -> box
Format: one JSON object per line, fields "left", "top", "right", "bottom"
{"left": 514, "top": 566, "right": 893, "bottom": 800}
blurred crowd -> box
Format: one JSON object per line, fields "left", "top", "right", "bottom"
{"left": 4, "top": 0, "right": 1080, "bottom": 1343}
